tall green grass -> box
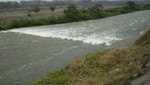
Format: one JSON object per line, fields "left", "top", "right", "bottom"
{"left": 33, "top": 69, "right": 71, "bottom": 85}
{"left": 6, "top": 17, "right": 60, "bottom": 29}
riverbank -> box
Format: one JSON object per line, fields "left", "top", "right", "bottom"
{"left": 33, "top": 28, "right": 150, "bottom": 85}
{"left": 0, "top": 2, "right": 150, "bottom": 30}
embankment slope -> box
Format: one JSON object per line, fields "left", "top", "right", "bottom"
{"left": 33, "top": 28, "right": 150, "bottom": 85}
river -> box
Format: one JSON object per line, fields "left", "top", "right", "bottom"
{"left": 0, "top": 10, "right": 150, "bottom": 85}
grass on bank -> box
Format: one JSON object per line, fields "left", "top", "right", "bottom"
{"left": 1, "top": 2, "right": 150, "bottom": 30}
{"left": 33, "top": 29, "right": 150, "bottom": 85}
{"left": 135, "top": 29, "right": 150, "bottom": 46}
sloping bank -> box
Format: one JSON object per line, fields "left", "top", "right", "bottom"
{"left": 33, "top": 28, "right": 150, "bottom": 85}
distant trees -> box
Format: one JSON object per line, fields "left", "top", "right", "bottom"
{"left": 64, "top": 4, "right": 81, "bottom": 21}
{"left": 120, "top": 1, "right": 138, "bottom": 13}
{"left": 49, "top": 6, "right": 56, "bottom": 12}
{"left": 88, "top": 4, "right": 104, "bottom": 18}
{"left": 93, "top": 4, "right": 103, "bottom": 11}
{"left": 33, "top": 6, "right": 40, "bottom": 13}
{"left": 63, "top": 4, "right": 105, "bottom": 21}
{"left": 127, "top": 1, "right": 137, "bottom": 9}
{"left": 0, "top": 1, "right": 20, "bottom": 9}
{"left": 144, "top": 4, "right": 150, "bottom": 9}
{"left": 120, "top": 1, "right": 150, "bottom": 13}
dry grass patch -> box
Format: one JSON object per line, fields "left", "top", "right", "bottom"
{"left": 67, "top": 46, "right": 149, "bottom": 85}
{"left": 135, "top": 29, "right": 150, "bottom": 46}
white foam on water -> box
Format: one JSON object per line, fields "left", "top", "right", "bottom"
{"left": 141, "top": 20, "right": 145, "bottom": 22}
{"left": 130, "top": 22, "right": 134, "bottom": 26}
{"left": 140, "top": 31, "right": 144, "bottom": 35}
{"left": 59, "top": 45, "right": 80, "bottom": 54}
{"left": 7, "top": 26, "right": 122, "bottom": 46}
{"left": 0, "top": 30, "right": 8, "bottom": 33}
{"left": 134, "top": 20, "right": 138, "bottom": 22}
{"left": 18, "top": 63, "right": 33, "bottom": 71}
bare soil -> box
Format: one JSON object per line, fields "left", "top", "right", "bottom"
{"left": 0, "top": 8, "right": 64, "bottom": 26}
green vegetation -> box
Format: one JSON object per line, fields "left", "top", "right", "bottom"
{"left": 1, "top": 1, "right": 150, "bottom": 30}
{"left": 34, "top": 69, "right": 71, "bottom": 85}
{"left": 33, "top": 6, "right": 41, "bottom": 13}
{"left": 33, "top": 28, "right": 150, "bottom": 85}
{"left": 5, "top": 17, "right": 59, "bottom": 29}
{"left": 49, "top": 6, "right": 56, "bottom": 12}
{"left": 127, "top": 1, "right": 137, "bottom": 9}
{"left": 64, "top": 4, "right": 81, "bottom": 21}
{"left": 135, "top": 29, "right": 150, "bottom": 46}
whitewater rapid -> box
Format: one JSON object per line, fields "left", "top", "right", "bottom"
{"left": 6, "top": 25, "right": 122, "bottom": 46}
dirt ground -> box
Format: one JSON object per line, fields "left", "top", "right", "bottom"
{"left": 0, "top": 7, "right": 64, "bottom": 26}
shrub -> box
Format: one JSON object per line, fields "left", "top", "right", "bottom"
{"left": 49, "top": 6, "right": 56, "bottom": 12}
{"left": 33, "top": 6, "right": 40, "bottom": 13}
{"left": 56, "top": 16, "right": 69, "bottom": 23}
{"left": 64, "top": 4, "right": 81, "bottom": 22}
{"left": 88, "top": 5, "right": 104, "bottom": 18}
{"left": 126, "top": 1, "right": 137, "bottom": 9}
